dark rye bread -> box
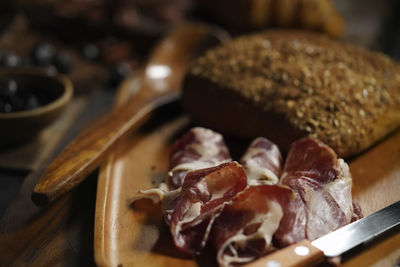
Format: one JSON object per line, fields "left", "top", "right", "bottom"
{"left": 181, "top": 30, "right": 400, "bottom": 158}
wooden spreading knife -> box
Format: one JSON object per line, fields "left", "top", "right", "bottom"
{"left": 31, "top": 24, "right": 230, "bottom": 206}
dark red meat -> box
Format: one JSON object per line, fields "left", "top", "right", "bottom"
{"left": 132, "top": 130, "right": 361, "bottom": 267}
{"left": 168, "top": 127, "right": 231, "bottom": 189}
{"left": 164, "top": 161, "right": 247, "bottom": 254}
{"left": 210, "top": 185, "right": 294, "bottom": 266}
{"left": 275, "top": 138, "right": 355, "bottom": 246}
{"left": 240, "top": 137, "right": 282, "bottom": 185}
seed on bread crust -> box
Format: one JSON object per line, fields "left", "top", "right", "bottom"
{"left": 185, "top": 30, "right": 400, "bottom": 157}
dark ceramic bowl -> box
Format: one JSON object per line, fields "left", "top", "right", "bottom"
{"left": 0, "top": 68, "right": 73, "bottom": 144}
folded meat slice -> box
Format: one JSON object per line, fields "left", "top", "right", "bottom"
{"left": 240, "top": 137, "right": 282, "bottom": 185}
{"left": 168, "top": 127, "right": 231, "bottom": 189}
{"left": 351, "top": 201, "right": 363, "bottom": 222}
{"left": 210, "top": 185, "right": 294, "bottom": 267}
{"left": 274, "top": 138, "right": 356, "bottom": 246}
{"left": 164, "top": 161, "right": 247, "bottom": 254}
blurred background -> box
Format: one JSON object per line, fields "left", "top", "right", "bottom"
{"left": 0, "top": 0, "right": 399, "bottom": 265}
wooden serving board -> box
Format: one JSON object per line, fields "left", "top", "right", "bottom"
{"left": 94, "top": 76, "right": 400, "bottom": 267}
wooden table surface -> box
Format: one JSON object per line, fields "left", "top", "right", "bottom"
{"left": 0, "top": 13, "right": 110, "bottom": 267}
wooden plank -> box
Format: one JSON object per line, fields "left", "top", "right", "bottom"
{"left": 0, "top": 168, "right": 98, "bottom": 267}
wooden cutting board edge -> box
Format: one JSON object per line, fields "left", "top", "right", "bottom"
{"left": 94, "top": 74, "right": 400, "bottom": 267}
{"left": 94, "top": 74, "right": 136, "bottom": 267}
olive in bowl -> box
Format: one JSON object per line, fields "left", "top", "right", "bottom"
{"left": 0, "top": 68, "right": 73, "bottom": 144}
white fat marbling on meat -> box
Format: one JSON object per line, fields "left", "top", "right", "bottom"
{"left": 129, "top": 188, "right": 166, "bottom": 204}
{"left": 201, "top": 210, "right": 223, "bottom": 249}
{"left": 241, "top": 138, "right": 281, "bottom": 185}
{"left": 129, "top": 181, "right": 178, "bottom": 203}
{"left": 247, "top": 169, "right": 279, "bottom": 185}
{"left": 157, "top": 182, "right": 169, "bottom": 191}
{"left": 303, "top": 159, "right": 354, "bottom": 240}
{"left": 173, "top": 201, "right": 202, "bottom": 247}
{"left": 209, "top": 162, "right": 243, "bottom": 201}
{"left": 217, "top": 200, "right": 283, "bottom": 267}
{"left": 129, "top": 186, "right": 181, "bottom": 218}
{"left": 171, "top": 127, "right": 230, "bottom": 173}
{"left": 170, "top": 159, "right": 231, "bottom": 174}
{"left": 328, "top": 159, "right": 354, "bottom": 222}
{"left": 242, "top": 147, "right": 279, "bottom": 184}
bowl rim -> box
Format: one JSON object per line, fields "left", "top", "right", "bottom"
{"left": 0, "top": 68, "right": 73, "bottom": 119}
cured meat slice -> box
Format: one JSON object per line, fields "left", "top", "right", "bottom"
{"left": 275, "top": 138, "right": 356, "bottom": 246}
{"left": 168, "top": 127, "right": 231, "bottom": 189}
{"left": 132, "top": 131, "right": 361, "bottom": 266}
{"left": 164, "top": 161, "right": 247, "bottom": 254}
{"left": 240, "top": 137, "right": 282, "bottom": 185}
{"left": 210, "top": 185, "right": 294, "bottom": 267}
{"left": 351, "top": 201, "right": 363, "bottom": 222}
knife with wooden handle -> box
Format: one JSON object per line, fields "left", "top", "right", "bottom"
{"left": 31, "top": 23, "right": 229, "bottom": 206}
{"left": 245, "top": 201, "right": 400, "bottom": 267}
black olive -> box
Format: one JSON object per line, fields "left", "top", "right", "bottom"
{"left": 0, "top": 80, "right": 46, "bottom": 112}
{"left": 54, "top": 50, "right": 73, "bottom": 73}
{"left": 0, "top": 51, "right": 21, "bottom": 67}
{"left": 25, "top": 94, "right": 40, "bottom": 110}
{"left": 82, "top": 43, "right": 99, "bottom": 60}
{"left": 0, "top": 82, "right": 15, "bottom": 112}
{"left": 0, "top": 79, "right": 18, "bottom": 97}
{"left": 3, "top": 102, "right": 12, "bottom": 112}
{"left": 31, "top": 43, "right": 56, "bottom": 66}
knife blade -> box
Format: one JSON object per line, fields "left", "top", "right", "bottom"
{"left": 245, "top": 200, "right": 400, "bottom": 267}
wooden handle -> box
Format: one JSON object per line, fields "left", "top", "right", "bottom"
{"left": 32, "top": 92, "right": 177, "bottom": 205}
{"left": 244, "top": 240, "right": 325, "bottom": 267}
{"left": 32, "top": 23, "right": 229, "bottom": 206}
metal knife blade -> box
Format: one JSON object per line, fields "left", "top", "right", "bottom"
{"left": 245, "top": 200, "right": 400, "bottom": 267}
{"left": 312, "top": 200, "right": 400, "bottom": 257}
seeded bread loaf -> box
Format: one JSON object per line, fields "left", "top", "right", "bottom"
{"left": 181, "top": 30, "right": 400, "bottom": 158}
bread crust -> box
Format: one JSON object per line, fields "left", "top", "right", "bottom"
{"left": 182, "top": 30, "right": 400, "bottom": 158}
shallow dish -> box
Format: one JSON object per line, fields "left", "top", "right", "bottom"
{"left": 0, "top": 68, "right": 73, "bottom": 144}
{"left": 93, "top": 75, "right": 400, "bottom": 267}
